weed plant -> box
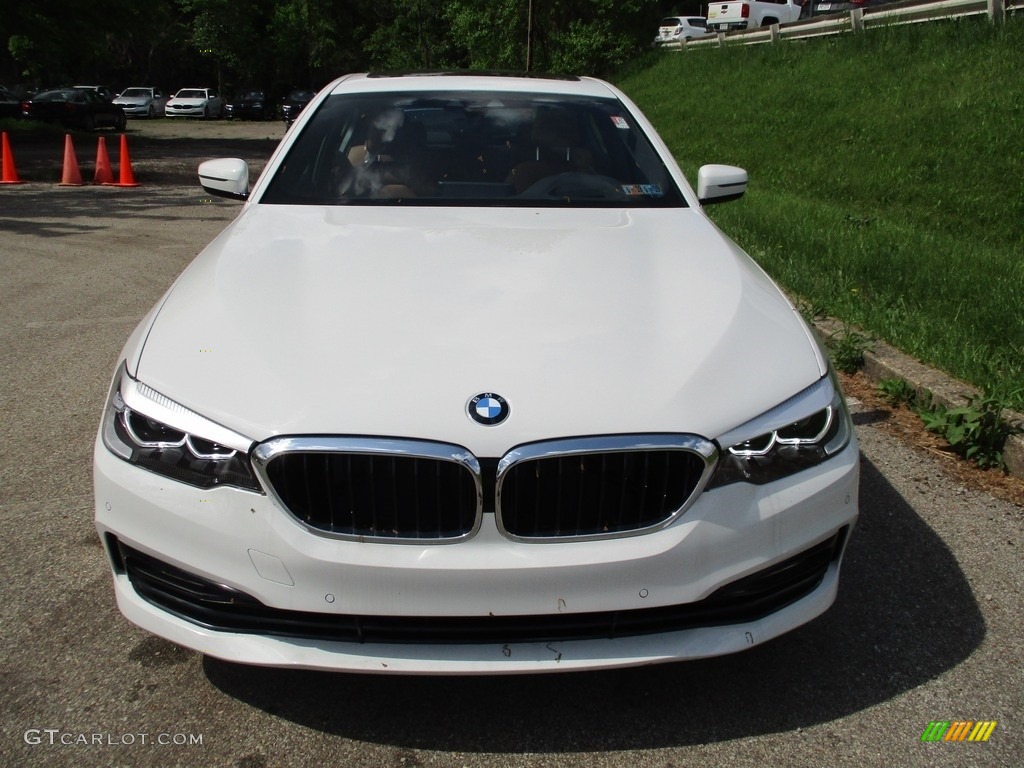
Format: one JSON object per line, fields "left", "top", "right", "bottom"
{"left": 920, "top": 389, "right": 1024, "bottom": 470}
{"left": 877, "top": 377, "right": 1020, "bottom": 470}
{"left": 618, "top": 18, "right": 1024, "bottom": 410}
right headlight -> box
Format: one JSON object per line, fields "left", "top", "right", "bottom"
{"left": 100, "top": 362, "right": 261, "bottom": 492}
{"left": 707, "top": 371, "right": 853, "bottom": 488}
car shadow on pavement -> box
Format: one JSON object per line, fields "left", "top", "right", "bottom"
{"left": 0, "top": 187, "right": 239, "bottom": 238}
{"left": 203, "top": 455, "right": 984, "bottom": 752}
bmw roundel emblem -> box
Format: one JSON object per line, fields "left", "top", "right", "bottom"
{"left": 468, "top": 393, "right": 510, "bottom": 426}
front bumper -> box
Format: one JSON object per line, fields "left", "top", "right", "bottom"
{"left": 165, "top": 105, "right": 206, "bottom": 117}
{"left": 116, "top": 104, "right": 152, "bottom": 117}
{"left": 94, "top": 434, "right": 859, "bottom": 674}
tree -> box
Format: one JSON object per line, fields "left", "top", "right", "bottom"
{"left": 444, "top": 0, "right": 658, "bottom": 77}
{"left": 361, "top": 0, "right": 465, "bottom": 72}
{"left": 2, "top": 0, "right": 663, "bottom": 101}
{"left": 5, "top": 0, "right": 149, "bottom": 86}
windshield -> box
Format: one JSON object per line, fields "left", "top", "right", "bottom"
{"left": 121, "top": 88, "right": 151, "bottom": 97}
{"left": 176, "top": 90, "right": 206, "bottom": 99}
{"left": 35, "top": 90, "right": 79, "bottom": 102}
{"left": 261, "top": 90, "right": 685, "bottom": 207}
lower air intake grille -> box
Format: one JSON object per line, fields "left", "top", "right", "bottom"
{"left": 111, "top": 528, "right": 847, "bottom": 645}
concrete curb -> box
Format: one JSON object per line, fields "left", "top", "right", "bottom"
{"left": 814, "top": 319, "right": 1024, "bottom": 478}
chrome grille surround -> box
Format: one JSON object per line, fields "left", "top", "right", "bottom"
{"left": 496, "top": 434, "right": 719, "bottom": 542}
{"left": 252, "top": 434, "right": 718, "bottom": 544}
{"left": 252, "top": 437, "right": 483, "bottom": 544}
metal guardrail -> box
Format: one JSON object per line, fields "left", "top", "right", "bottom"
{"left": 663, "top": 0, "right": 1021, "bottom": 49}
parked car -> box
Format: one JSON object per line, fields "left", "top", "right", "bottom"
{"left": 0, "top": 86, "right": 21, "bottom": 119}
{"left": 73, "top": 84, "right": 116, "bottom": 101}
{"left": 279, "top": 88, "right": 315, "bottom": 126}
{"left": 165, "top": 88, "right": 223, "bottom": 118}
{"left": 654, "top": 16, "right": 713, "bottom": 44}
{"left": 21, "top": 88, "right": 126, "bottom": 131}
{"left": 113, "top": 87, "right": 168, "bottom": 118}
{"left": 95, "top": 71, "right": 859, "bottom": 676}
{"left": 224, "top": 89, "right": 274, "bottom": 120}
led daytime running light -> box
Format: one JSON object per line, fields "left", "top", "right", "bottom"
{"left": 121, "top": 407, "right": 238, "bottom": 460}
{"left": 727, "top": 405, "right": 834, "bottom": 458}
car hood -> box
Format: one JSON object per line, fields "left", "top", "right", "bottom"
{"left": 169, "top": 97, "right": 208, "bottom": 105}
{"left": 115, "top": 96, "right": 151, "bottom": 105}
{"left": 131, "top": 206, "right": 825, "bottom": 456}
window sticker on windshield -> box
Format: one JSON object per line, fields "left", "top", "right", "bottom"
{"left": 611, "top": 116, "right": 629, "bottom": 130}
{"left": 621, "top": 184, "right": 664, "bottom": 197}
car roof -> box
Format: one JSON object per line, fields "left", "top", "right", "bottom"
{"left": 324, "top": 72, "right": 619, "bottom": 100}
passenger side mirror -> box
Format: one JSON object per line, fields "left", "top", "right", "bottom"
{"left": 697, "top": 164, "right": 748, "bottom": 205}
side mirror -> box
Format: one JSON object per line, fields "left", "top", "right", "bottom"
{"left": 697, "top": 164, "right": 748, "bottom": 205}
{"left": 198, "top": 158, "right": 249, "bottom": 201}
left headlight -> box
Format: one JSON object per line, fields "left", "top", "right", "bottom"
{"left": 708, "top": 372, "right": 854, "bottom": 488}
{"left": 101, "top": 363, "right": 261, "bottom": 492}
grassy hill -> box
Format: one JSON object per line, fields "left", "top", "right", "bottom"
{"left": 616, "top": 16, "right": 1023, "bottom": 408}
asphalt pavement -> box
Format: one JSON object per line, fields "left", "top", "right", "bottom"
{"left": 0, "top": 137, "right": 1021, "bottom": 767}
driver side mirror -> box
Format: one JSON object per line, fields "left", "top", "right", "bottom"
{"left": 198, "top": 158, "right": 249, "bottom": 201}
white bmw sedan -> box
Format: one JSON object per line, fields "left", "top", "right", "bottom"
{"left": 164, "top": 87, "right": 223, "bottom": 118}
{"left": 94, "top": 72, "right": 859, "bottom": 675}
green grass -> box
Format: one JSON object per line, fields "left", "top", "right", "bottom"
{"left": 616, "top": 17, "right": 1024, "bottom": 409}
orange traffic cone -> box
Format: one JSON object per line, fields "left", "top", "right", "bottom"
{"left": 109, "top": 134, "right": 139, "bottom": 187}
{"left": 59, "top": 134, "right": 83, "bottom": 186}
{"left": 93, "top": 136, "right": 114, "bottom": 184}
{"left": 1, "top": 131, "right": 26, "bottom": 184}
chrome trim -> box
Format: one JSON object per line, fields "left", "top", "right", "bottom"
{"left": 495, "top": 434, "right": 719, "bottom": 543}
{"left": 251, "top": 436, "right": 483, "bottom": 545}
{"left": 252, "top": 434, "right": 720, "bottom": 545}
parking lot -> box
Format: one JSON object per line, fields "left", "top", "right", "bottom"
{"left": 0, "top": 121, "right": 1021, "bottom": 767}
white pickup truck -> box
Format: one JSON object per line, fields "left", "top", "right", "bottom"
{"left": 706, "top": 0, "right": 804, "bottom": 32}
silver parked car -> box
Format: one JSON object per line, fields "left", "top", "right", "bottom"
{"left": 113, "top": 87, "right": 168, "bottom": 118}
